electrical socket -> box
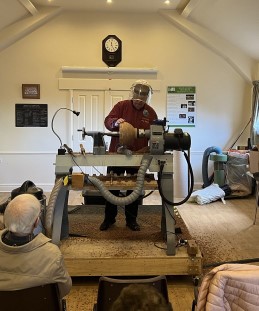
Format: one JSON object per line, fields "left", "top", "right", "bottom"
{"left": 0, "top": 159, "right": 3, "bottom": 163}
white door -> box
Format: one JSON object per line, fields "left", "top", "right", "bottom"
{"left": 72, "top": 90, "right": 129, "bottom": 174}
{"left": 103, "top": 90, "right": 129, "bottom": 150}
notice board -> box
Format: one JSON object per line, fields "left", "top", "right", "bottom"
{"left": 167, "top": 86, "right": 196, "bottom": 127}
{"left": 15, "top": 104, "right": 48, "bottom": 127}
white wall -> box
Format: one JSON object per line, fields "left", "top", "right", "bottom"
{"left": 0, "top": 11, "right": 254, "bottom": 195}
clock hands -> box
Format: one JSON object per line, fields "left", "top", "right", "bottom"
{"left": 111, "top": 40, "right": 115, "bottom": 50}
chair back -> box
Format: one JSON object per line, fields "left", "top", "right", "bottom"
{"left": 94, "top": 275, "right": 172, "bottom": 311}
{"left": 0, "top": 283, "right": 65, "bottom": 311}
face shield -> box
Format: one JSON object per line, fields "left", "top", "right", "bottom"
{"left": 130, "top": 81, "right": 153, "bottom": 104}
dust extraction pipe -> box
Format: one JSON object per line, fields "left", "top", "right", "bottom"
{"left": 87, "top": 155, "right": 153, "bottom": 205}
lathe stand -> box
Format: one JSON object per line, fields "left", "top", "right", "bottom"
{"left": 50, "top": 153, "right": 177, "bottom": 256}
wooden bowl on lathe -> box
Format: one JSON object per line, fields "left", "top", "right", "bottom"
{"left": 119, "top": 122, "right": 137, "bottom": 146}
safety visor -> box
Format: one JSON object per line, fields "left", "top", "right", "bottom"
{"left": 132, "top": 84, "right": 151, "bottom": 103}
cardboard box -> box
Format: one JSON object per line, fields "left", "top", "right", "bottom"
{"left": 249, "top": 151, "right": 259, "bottom": 173}
{"left": 71, "top": 173, "right": 85, "bottom": 188}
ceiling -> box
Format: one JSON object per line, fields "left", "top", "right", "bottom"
{"left": 1, "top": 0, "right": 259, "bottom": 61}
{"left": 30, "top": 0, "right": 190, "bottom": 13}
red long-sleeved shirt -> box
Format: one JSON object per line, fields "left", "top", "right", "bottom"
{"left": 104, "top": 100, "right": 158, "bottom": 152}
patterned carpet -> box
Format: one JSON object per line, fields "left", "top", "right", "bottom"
{"left": 67, "top": 198, "right": 259, "bottom": 275}
{"left": 68, "top": 203, "right": 192, "bottom": 246}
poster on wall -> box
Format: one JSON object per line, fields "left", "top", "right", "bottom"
{"left": 15, "top": 104, "right": 48, "bottom": 127}
{"left": 167, "top": 86, "right": 196, "bottom": 127}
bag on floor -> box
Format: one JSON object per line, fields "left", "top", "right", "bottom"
{"left": 0, "top": 180, "right": 44, "bottom": 213}
{"left": 10, "top": 180, "right": 44, "bottom": 200}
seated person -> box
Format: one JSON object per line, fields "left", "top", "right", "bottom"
{"left": 111, "top": 284, "right": 171, "bottom": 311}
{"left": 0, "top": 214, "right": 3, "bottom": 230}
{"left": 0, "top": 194, "right": 72, "bottom": 298}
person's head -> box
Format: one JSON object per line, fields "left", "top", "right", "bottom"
{"left": 111, "top": 284, "right": 170, "bottom": 311}
{"left": 4, "top": 194, "right": 41, "bottom": 236}
{"left": 130, "top": 80, "right": 153, "bottom": 109}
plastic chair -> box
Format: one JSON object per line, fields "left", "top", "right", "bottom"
{"left": 0, "top": 283, "right": 66, "bottom": 311}
{"left": 93, "top": 275, "right": 173, "bottom": 311}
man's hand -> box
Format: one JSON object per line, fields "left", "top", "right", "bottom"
{"left": 114, "top": 118, "right": 125, "bottom": 127}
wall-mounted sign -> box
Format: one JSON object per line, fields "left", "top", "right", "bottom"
{"left": 15, "top": 104, "right": 48, "bottom": 127}
{"left": 167, "top": 86, "right": 196, "bottom": 127}
{"left": 22, "top": 84, "right": 40, "bottom": 99}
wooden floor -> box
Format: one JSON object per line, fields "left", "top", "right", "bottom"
{"left": 1, "top": 191, "right": 259, "bottom": 311}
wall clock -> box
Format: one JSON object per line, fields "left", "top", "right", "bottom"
{"left": 102, "top": 35, "right": 122, "bottom": 67}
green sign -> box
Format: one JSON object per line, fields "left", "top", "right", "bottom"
{"left": 167, "top": 86, "right": 196, "bottom": 94}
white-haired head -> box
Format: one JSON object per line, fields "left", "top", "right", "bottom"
{"left": 4, "top": 194, "right": 41, "bottom": 236}
{"left": 130, "top": 80, "right": 153, "bottom": 104}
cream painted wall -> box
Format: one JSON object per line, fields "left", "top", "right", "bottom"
{"left": 0, "top": 11, "right": 253, "bottom": 195}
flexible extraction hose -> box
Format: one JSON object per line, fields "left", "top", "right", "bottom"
{"left": 87, "top": 155, "right": 153, "bottom": 205}
{"left": 202, "top": 146, "right": 222, "bottom": 188}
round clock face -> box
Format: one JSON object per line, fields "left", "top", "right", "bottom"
{"left": 105, "top": 37, "right": 119, "bottom": 52}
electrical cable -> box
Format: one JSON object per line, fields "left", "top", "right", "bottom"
{"left": 51, "top": 108, "right": 80, "bottom": 148}
{"left": 142, "top": 190, "right": 154, "bottom": 199}
{"left": 157, "top": 150, "right": 194, "bottom": 206}
{"left": 228, "top": 118, "right": 251, "bottom": 150}
{"left": 92, "top": 166, "right": 102, "bottom": 174}
{"left": 154, "top": 243, "right": 167, "bottom": 250}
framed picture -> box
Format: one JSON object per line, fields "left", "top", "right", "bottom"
{"left": 22, "top": 84, "right": 40, "bottom": 99}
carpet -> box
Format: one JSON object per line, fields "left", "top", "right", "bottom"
{"left": 68, "top": 204, "right": 192, "bottom": 245}
{"left": 176, "top": 197, "right": 259, "bottom": 274}
{"left": 68, "top": 201, "right": 258, "bottom": 273}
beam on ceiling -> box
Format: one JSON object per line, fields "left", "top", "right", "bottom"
{"left": 159, "top": 9, "right": 253, "bottom": 83}
{"left": 19, "top": 0, "right": 38, "bottom": 16}
{"left": 181, "top": 0, "right": 201, "bottom": 18}
{"left": 0, "top": 6, "right": 62, "bottom": 52}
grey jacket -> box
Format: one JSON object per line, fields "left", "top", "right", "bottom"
{"left": 0, "top": 229, "right": 72, "bottom": 298}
